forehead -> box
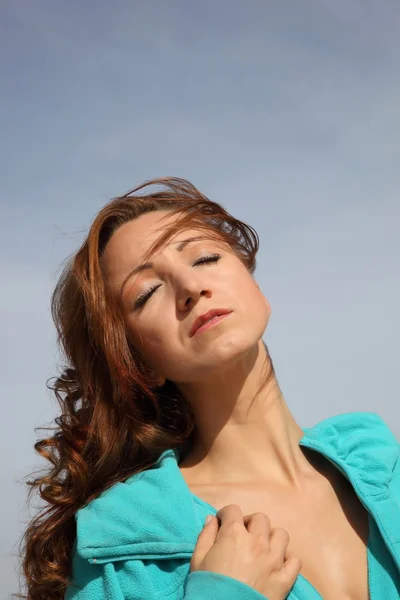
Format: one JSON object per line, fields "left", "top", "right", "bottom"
{"left": 105, "top": 210, "right": 178, "bottom": 259}
{"left": 101, "top": 210, "right": 221, "bottom": 284}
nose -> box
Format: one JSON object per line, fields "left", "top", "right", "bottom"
{"left": 176, "top": 276, "right": 212, "bottom": 311}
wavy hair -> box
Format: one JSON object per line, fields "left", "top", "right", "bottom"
{"left": 19, "top": 177, "right": 275, "bottom": 599}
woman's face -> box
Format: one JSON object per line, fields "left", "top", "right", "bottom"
{"left": 102, "top": 210, "right": 271, "bottom": 384}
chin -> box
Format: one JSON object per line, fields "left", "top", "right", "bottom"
{"left": 165, "top": 325, "right": 266, "bottom": 382}
{"left": 201, "top": 329, "right": 262, "bottom": 364}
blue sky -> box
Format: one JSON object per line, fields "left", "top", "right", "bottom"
{"left": 1, "top": 1, "right": 399, "bottom": 596}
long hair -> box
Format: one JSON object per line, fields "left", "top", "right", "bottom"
{"left": 20, "top": 177, "right": 275, "bottom": 599}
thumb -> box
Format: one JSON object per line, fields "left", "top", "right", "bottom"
{"left": 190, "top": 516, "right": 219, "bottom": 570}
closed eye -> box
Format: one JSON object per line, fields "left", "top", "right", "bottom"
{"left": 133, "top": 253, "right": 222, "bottom": 309}
{"left": 192, "top": 253, "right": 221, "bottom": 267}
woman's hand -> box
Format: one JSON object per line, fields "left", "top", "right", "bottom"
{"left": 190, "top": 504, "right": 301, "bottom": 600}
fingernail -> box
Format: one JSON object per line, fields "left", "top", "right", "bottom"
{"left": 205, "top": 515, "right": 213, "bottom": 524}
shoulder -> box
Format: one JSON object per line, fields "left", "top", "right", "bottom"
{"left": 302, "top": 411, "right": 400, "bottom": 493}
{"left": 67, "top": 449, "right": 200, "bottom": 598}
{"left": 303, "top": 410, "right": 398, "bottom": 448}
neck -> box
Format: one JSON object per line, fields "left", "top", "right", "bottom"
{"left": 177, "top": 340, "right": 312, "bottom": 489}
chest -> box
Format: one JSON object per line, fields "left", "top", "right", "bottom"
{"left": 190, "top": 475, "right": 370, "bottom": 600}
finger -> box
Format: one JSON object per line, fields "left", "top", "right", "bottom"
{"left": 243, "top": 512, "right": 271, "bottom": 539}
{"left": 282, "top": 551, "right": 303, "bottom": 585}
{"left": 270, "top": 528, "right": 290, "bottom": 563}
{"left": 190, "top": 516, "right": 219, "bottom": 570}
{"left": 216, "top": 504, "right": 246, "bottom": 529}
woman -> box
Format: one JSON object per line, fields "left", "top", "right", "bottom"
{"left": 22, "top": 178, "right": 400, "bottom": 600}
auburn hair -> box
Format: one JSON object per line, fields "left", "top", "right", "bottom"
{"left": 19, "top": 177, "right": 275, "bottom": 599}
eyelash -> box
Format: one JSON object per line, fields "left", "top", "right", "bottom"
{"left": 133, "top": 253, "right": 221, "bottom": 309}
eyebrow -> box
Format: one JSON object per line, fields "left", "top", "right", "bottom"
{"left": 120, "top": 236, "right": 206, "bottom": 296}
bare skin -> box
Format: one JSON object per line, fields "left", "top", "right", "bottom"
{"left": 103, "top": 210, "right": 370, "bottom": 600}
{"left": 179, "top": 395, "right": 370, "bottom": 600}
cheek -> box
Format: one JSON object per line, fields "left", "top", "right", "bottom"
{"left": 127, "top": 314, "right": 175, "bottom": 369}
{"left": 236, "top": 275, "right": 270, "bottom": 323}
{"left": 232, "top": 270, "right": 260, "bottom": 302}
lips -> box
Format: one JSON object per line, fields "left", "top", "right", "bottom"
{"left": 189, "top": 308, "right": 232, "bottom": 337}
